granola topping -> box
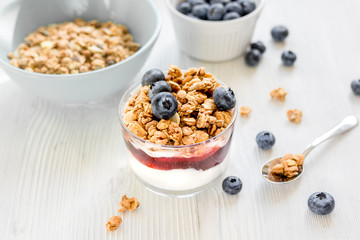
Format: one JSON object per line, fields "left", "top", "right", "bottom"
{"left": 123, "top": 66, "right": 234, "bottom": 146}
{"left": 8, "top": 18, "right": 139, "bottom": 74}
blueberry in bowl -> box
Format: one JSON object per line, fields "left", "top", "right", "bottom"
{"left": 118, "top": 65, "right": 238, "bottom": 196}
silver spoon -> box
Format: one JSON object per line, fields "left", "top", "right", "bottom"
{"left": 261, "top": 115, "right": 358, "bottom": 184}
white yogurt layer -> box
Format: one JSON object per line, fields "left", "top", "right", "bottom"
{"left": 129, "top": 156, "right": 229, "bottom": 191}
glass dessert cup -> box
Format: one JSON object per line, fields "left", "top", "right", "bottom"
{"left": 118, "top": 81, "right": 238, "bottom": 197}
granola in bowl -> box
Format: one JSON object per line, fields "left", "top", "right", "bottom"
{"left": 118, "top": 65, "right": 237, "bottom": 196}
{"left": 8, "top": 18, "right": 139, "bottom": 74}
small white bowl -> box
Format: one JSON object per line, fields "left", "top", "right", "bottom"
{"left": 166, "top": 0, "right": 265, "bottom": 62}
{"left": 0, "top": 0, "right": 161, "bottom": 102}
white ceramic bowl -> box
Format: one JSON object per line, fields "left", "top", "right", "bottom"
{"left": 166, "top": 0, "right": 265, "bottom": 62}
{"left": 0, "top": 0, "right": 161, "bottom": 102}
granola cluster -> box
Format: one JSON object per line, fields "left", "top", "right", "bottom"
{"left": 124, "top": 65, "right": 234, "bottom": 146}
{"left": 270, "top": 153, "right": 304, "bottom": 179}
{"left": 8, "top": 18, "right": 139, "bottom": 74}
{"left": 106, "top": 195, "right": 140, "bottom": 232}
{"left": 287, "top": 109, "right": 303, "bottom": 123}
{"left": 270, "top": 87, "right": 287, "bottom": 101}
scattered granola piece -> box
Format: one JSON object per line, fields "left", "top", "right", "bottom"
{"left": 106, "top": 216, "right": 122, "bottom": 232}
{"left": 239, "top": 106, "right": 252, "bottom": 116}
{"left": 270, "top": 87, "right": 287, "bottom": 101}
{"left": 287, "top": 109, "right": 302, "bottom": 123}
{"left": 118, "top": 195, "right": 140, "bottom": 212}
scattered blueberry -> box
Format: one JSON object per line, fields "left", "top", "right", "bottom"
{"left": 281, "top": 50, "right": 297, "bottom": 66}
{"left": 207, "top": 3, "right": 225, "bottom": 21}
{"left": 308, "top": 192, "right": 335, "bottom": 215}
{"left": 223, "top": 11, "right": 241, "bottom": 20}
{"left": 191, "top": 3, "right": 210, "bottom": 20}
{"left": 256, "top": 131, "right": 276, "bottom": 150}
{"left": 250, "top": 41, "right": 266, "bottom": 54}
{"left": 213, "top": 87, "right": 236, "bottom": 111}
{"left": 351, "top": 79, "right": 360, "bottom": 96}
{"left": 188, "top": 0, "right": 206, "bottom": 6}
{"left": 240, "top": 0, "right": 256, "bottom": 15}
{"left": 222, "top": 176, "right": 243, "bottom": 195}
{"left": 148, "top": 81, "right": 171, "bottom": 100}
{"left": 224, "top": 2, "right": 243, "bottom": 15}
{"left": 177, "top": 2, "right": 192, "bottom": 14}
{"left": 141, "top": 69, "right": 165, "bottom": 86}
{"left": 244, "top": 49, "right": 262, "bottom": 66}
{"left": 151, "top": 92, "right": 179, "bottom": 120}
{"left": 271, "top": 25, "right": 289, "bottom": 42}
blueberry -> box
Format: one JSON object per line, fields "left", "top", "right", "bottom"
{"left": 222, "top": 176, "right": 242, "bottom": 195}
{"left": 244, "top": 49, "right": 261, "bottom": 66}
{"left": 281, "top": 50, "right": 297, "bottom": 66}
{"left": 148, "top": 81, "right": 171, "bottom": 100}
{"left": 250, "top": 41, "right": 266, "bottom": 54}
{"left": 141, "top": 69, "right": 165, "bottom": 86}
{"left": 187, "top": 13, "right": 199, "bottom": 19}
{"left": 188, "top": 0, "right": 206, "bottom": 6}
{"left": 256, "top": 131, "right": 275, "bottom": 150}
{"left": 351, "top": 79, "right": 360, "bottom": 96}
{"left": 224, "top": 2, "right": 243, "bottom": 15}
{"left": 151, "top": 92, "right": 178, "bottom": 120}
{"left": 239, "top": 0, "right": 256, "bottom": 15}
{"left": 223, "top": 11, "right": 240, "bottom": 20}
{"left": 191, "top": 3, "right": 210, "bottom": 20}
{"left": 177, "top": 2, "right": 192, "bottom": 14}
{"left": 213, "top": 87, "right": 236, "bottom": 111}
{"left": 308, "top": 192, "right": 335, "bottom": 215}
{"left": 210, "top": 0, "right": 230, "bottom": 4}
{"left": 271, "top": 25, "right": 289, "bottom": 42}
{"left": 207, "top": 3, "right": 225, "bottom": 20}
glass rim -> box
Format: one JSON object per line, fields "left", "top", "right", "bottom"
{"left": 117, "top": 76, "right": 238, "bottom": 150}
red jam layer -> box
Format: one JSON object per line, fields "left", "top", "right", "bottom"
{"left": 124, "top": 136, "right": 233, "bottom": 171}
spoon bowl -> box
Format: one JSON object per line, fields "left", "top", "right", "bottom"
{"left": 261, "top": 116, "right": 358, "bottom": 184}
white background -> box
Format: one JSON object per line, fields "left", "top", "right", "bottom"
{"left": 0, "top": 0, "right": 360, "bottom": 239}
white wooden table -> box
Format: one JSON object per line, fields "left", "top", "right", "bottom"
{"left": 1, "top": 0, "right": 360, "bottom": 239}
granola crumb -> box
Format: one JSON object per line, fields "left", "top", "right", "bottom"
{"left": 118, "top": 195, "right": 140, "bottom": 212}
{"left": 287, "top": 109, "right": 302, "bottom": 123}
{"left": 270, "top": 87, "right": 287, "bottom": 101}
{"left": 239, "top": 106, "right": 252, "bottom": 116}
{"left": 106, "top": 216, "right": 122, "bottom": 232}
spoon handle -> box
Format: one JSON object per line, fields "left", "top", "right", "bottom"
{"left": 302, "top": 115, "right": 358, "bottom": 157}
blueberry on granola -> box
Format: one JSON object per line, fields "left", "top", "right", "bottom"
{"left": 213, "top": 87, "right": 236, "bottom": 111}
{"left": 281, "top": 50, "right": 297, "bottom": 66}
{"left": 250, "top": 41, "right": 266, "bottom": 54}
{"left": 351, "top": 79, "right": 360, "bottom": 96}
{"left": 207, "top": 3, "right": 225, "bottom": 21}
{"left": 148, "top": 81, "right": 171, "bottom": 100}
{"left": 271, "top": 25, "right": 289, "bottom": 42}
{"left": 256, "top": 131, "right": 275, "bottom": 150}
{"left": 222, "top": 176, "right": 242, "bottom": 195}
{"left": 308, "top": 192, "right": 335, "bottom": 215}
{"left": 151, "top": 92, "right": 178, "bottom": 120}
{"left": 177, "top": 2, "right": 192, "bottom": 14}
{"left": 141, "top": 69, "right": 165, "bottom": 86}
{"left": 223, "top": 11, "right": 241, "bottom": 20}
{"left": 191, "top": 3, "right": 210, "bottom": 20}
{"left": 244, "top": 49, "right": 261, "bottom": 66}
